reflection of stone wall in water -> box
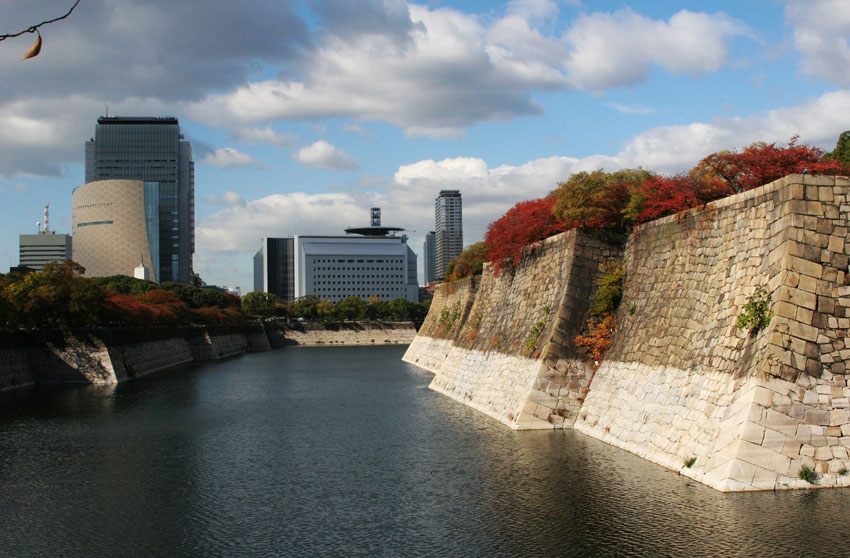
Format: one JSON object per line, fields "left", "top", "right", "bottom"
{"left": 405, "top": 174, "right": 850, "bottom": 491}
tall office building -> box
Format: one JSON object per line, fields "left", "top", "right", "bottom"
{"left": 85, "top": 116, "right": 195, "bottom": 284}
{"left": 434, "top": 190, "right": 462, "bottom": 280}
{"left": 19, "top": 232, "right": 71, "bottom": 272}
{"left": 423, "top": 231, "right": 436, "bottom": 284}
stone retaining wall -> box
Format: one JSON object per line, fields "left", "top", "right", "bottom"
{"left": 576, "top": 174, "right": 850, "bottom": 491}
{"left": 405, "top": 174, "right": 850, "bottom": 491}
{"left": 404, "top": 230, "right": 623, "bottom": 429}
{"left": 1, "top": 321, "right": 418, "bottom": 390}
{"left": 273, "top": 322, "right": 416, "bottom": 346}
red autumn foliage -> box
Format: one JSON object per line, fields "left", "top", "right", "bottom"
{"left": 105, "top": 293, "right": 178, "bottom": 325}
{"left": 630, "top": 175, "right": 733, "bottom": 224}
{"left": 573, "top": 314, "right": 616, "bottom": 362}
{"left": 189, "top": 306, "right": 245, "bottom": 324}
{"left": 689, "top": 137, "right": 842, "bottom": 193}
{"left": 484, "top": 196, "right": 568, "bottom": 275}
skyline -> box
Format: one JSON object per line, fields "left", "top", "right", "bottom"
{"left": 1, "top": 0, "right": 850, "bottom": 290}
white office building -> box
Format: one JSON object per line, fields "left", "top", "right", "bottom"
{"left": 254, "top": 209, "right": 419, "bottom": 303}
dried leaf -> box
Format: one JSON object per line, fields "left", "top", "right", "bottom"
{"left": 22, "top": 34, "right": 42, "bottom": 60}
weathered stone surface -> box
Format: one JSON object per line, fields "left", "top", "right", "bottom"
{"left": 407, "top": 174, "right": 850, "bottom": 491}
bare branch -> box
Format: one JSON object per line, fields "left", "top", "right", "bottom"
{"left": 0, "top": 0, "right": 81, "bottom": 42}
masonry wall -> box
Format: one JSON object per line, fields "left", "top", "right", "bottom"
{"left": 405, "top": 174, "right": 850, "bottom": 491}
{"left": 576, "top": 174, "right": 850, "bottom": 491}
{"left": 404, "top": 230, "right": 623, "bottom": 429}
{"left": 273, "top": 322, "right": 416, "bottom": 347}
{"left": 1, "top": 321, "right": 417, "bottom": 390}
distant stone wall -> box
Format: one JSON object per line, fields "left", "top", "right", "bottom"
{"left": 0, "top": 321, "right": 418, "bottom": 390}
{"left": 272, "top": 322, "right": 416, "bottom": 346}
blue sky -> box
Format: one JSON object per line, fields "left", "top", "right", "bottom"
{"left": 1, "top": 0, "right": 849, "bottom": 291}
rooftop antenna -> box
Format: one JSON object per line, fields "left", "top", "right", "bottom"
{"left": 105, "top": 105, "right": 109, "bottom": 117}
{"left": 43, "top": 203, "right": 50, "bottom": 233}
{"left": 36, "top": 221, "right": 41, "bottom": 233}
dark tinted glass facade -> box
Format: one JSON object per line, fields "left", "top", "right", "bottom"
{"left": 255, "top": 238, "right": 295, "bottom": 302}
{"left": 85, "top": 117, "right": 194, "bottom": 283}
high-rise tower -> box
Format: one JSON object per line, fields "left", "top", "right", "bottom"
{"left": 434, "top": 190, "right": 462, "bottom": 281}
{"left": 84, "top": 116, "right": 194, "bottom": 284}
{"left": 423, "top": 231, "right": 436, "bottom": 284}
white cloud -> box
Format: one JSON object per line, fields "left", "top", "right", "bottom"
{"left": 197, "top": 192, "right": 368, "bottom": 252}
{"left": 606, "top": 102, "right": 656, "bottom": 115}
{"left": 0, "top": 94, "right": 170, "bottom": 178}
{"left": 231, "top": 126, "right": 299, "bottom": 147}
{"left": 786, "top": 0, "right": 850, "bottom": 86}
{"left": 201, "top": 147, "right": 264, "bottom": 168}
{"left": 204, "top": 191, "right": 246, "bottom": 207}
{"left": 342, "top": 124, "right": 374, "bottom": 139}
{"left": 292, "top": 140, "right": 359, "bottom": 170}
{"left": 564, "top": 9, "right": 751, "bottom": 91}
{"left": 617, "top": 89, "right": 850, "bottom": 173}
{"left": 196, "top": 87, "right": 850, "bottom": 288}
{"left": 188, "top": 5, "right": 746, "bottom": 137}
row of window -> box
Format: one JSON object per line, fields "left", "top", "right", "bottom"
{"left": 314, "top": 258, "right": 402, "bottom": 263}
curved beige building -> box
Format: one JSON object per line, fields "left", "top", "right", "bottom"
{"left": 72, "top": 180, "right": 156, "bottom": 281}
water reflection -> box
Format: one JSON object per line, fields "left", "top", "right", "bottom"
{"left": 0, "top": 347, "right": 847, "bottom": 558}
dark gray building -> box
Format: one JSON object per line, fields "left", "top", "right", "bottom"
{"left": 85, "top": 116, "right": 195, "bottom": 284}
{"left": 19, "top": 232, "right": 71, "bottom": 272}
{"left": 254, "top": 237, "right": 296, "bottom": 301}
{"left": 423, "top": 231, "right": 436, "bottom": 284}
{"left": 435, "top": 190, "right": 462, "bottom": 280}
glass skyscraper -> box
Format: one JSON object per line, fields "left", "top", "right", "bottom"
{"left": 85, "top": 116, "right": 194, "bottom": 283}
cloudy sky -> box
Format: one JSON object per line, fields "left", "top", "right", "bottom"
{"left": 1, "top": 0, "right": 849, "bottom": 291}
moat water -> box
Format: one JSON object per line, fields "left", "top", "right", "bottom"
{"left": 0, "top": 345, "right": 847, "bottom": 557}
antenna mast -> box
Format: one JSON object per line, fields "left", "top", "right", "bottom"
{"left": 43, "top": 203, "right": 50, "bottom": 233}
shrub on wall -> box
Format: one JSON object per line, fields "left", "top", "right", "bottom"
{"left": 485, "top": 196, "right": 568, "bottom": 275}
{"left": 446, "top": 242, "right": 488, "bottom": 281}
{"left": 550, "top": 168, "right": 653, "bottom": 230}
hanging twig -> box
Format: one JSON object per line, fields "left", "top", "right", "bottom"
{"left": 0, "top": 0, "right": 81, "bottom": 41}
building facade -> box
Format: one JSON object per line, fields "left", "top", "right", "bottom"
{"left": 254, "top": 237, "right": 296, "bottom": 301}
{"left": 423, "top": 231, "right": 436, "bottom": 284}
{"left": 85, "top": 116, "right": 194, "bottom": 283}
{"left": 254, "top": 235, "right": 418, "bottom": 303}
{"left": 435, "top": 190, "right": 462, "bottom": 280}
{"left": 18, "top": 232, "right": 71, "bottom": 272}
{"left": 71, "top": 180, "right": 155, "bottom": 281}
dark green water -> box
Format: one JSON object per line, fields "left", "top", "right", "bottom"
{"left": 0, "top": 345, "right": 847, "bottom": 557}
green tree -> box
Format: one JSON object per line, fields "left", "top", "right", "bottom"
{"left": 293, "top": 295, "right": 320, "bottom": 320}
{"left": 550, "top": 168, "right": 653, "bottom": 230}
{"left": 446, "top": 242, "right": 488, "bottom": 281}
{"left": 366, "top": 297, "right": 390, "bottom": 320}
{"left": 407, "top": 300, "right": 431, "bottom": 324}
{"left": 5, "top": 261, "right": 108, "bottom": 329}
{"left": 95, "top": 275, "right": 158, "bottom": 296}
{"left": 825, "top": 131, "right": 850, "bottom": 166}
{"left": 335, "top": 295, "right": 366, "bottom": 321}
{"left": 388, "top": 298, "right": 412, "bottom": 321}
{"left": 241, "top": 291, "right": 277, "bottom": 317}
{"left": 316, "top": 299, "right": 335, "bottom": 321}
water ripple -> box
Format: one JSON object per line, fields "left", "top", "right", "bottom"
{"left": 0, "top": 347, "right": 848, "bottom": 557}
